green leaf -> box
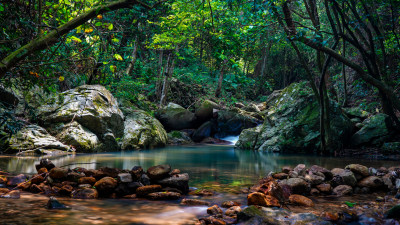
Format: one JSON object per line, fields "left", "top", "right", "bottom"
{"left": 95, "top": 22, "right": 102, "bottom": 26}
{"left": 0, "top": 5, "right": 4, "bottom": 12}
{"left": 110, "top": 65, "right": 116, "bottom": 73}
{"left": 114, "top": 54, "right": 123, "bottom": 61}
{"left": 108, "top": 23, "right": 113, "bottom": 30}
{"left": 344, "top": 201, "right": 356, "bottom": 207}
{"left": 70, "top": 36, "right": 82, "bottom": 43}
{"left": 112, "top": 38, "right": 119, "bottom": 43}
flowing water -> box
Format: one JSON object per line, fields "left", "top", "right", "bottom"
{"left": 0, "top": 144, "right": 399, "bottom": 224}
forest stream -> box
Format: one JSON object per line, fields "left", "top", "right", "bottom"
{"left": 1, "top": 144, "right": 399, "bottom": 225}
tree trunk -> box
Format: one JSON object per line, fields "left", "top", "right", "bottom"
{"left": 125, "top": 35, "right": 138, "bottom": 76}
{"left": 156, "top": 50, "right": 164, "bottom": 99}
{"left": 160, "top": 53, "right": 171, "bottom": 107}
{"left": 215, "top": 59, "right": 228, "bottom": 98}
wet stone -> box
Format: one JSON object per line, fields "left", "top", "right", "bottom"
{"left": 117, "top": 173, "right": 133, "bottom": 183}
{"left": 221, "top": 201, "right": 241, "bottom": 208}
{"left": 207, "top": 205, "right": 223, "bottom": 216}
{"left": 181, "top": 198, "right": 210, "bottom": 206}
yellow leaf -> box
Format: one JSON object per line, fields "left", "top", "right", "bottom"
{"left": 59, "top": 76, "right": 65, "bottom": 82}
{"left": 97, "top": 15, "right": 103, "bottom": 19}
{"left": 114, "top": 54, "right": 123, "bottom": 61}
{"left": 85, "top": 28, "right": 93, "bottom": 33}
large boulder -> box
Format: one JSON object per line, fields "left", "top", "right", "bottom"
{"left": 38, "top": 85, "right": 124, "bottom": 151}
{"left": 236, "top": 82, "right": 353, "bottom": 153}
{"left": 6, "top": 125, "right": 71, "bottom": 155}
{"left": 121, "top": 110, "right": 168, "bottom": 150}
{"left": 350, "top": 114, "right": 393, "bottom": 147}
{"left": 155, "top": 103, "right": 196, "bottom": 131}
{"left": 55, "top": 122, "right": 100, "bottom": 152}
{"left": 195, "top": 100, "right": 220, "bottom": 122}
{"left": 215, "top": 108, "right": 261, "bottom": 138}
{"left": 167, "top": 131, "right": 193, "bottom": 145}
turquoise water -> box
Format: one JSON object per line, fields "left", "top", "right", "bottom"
{"left": 1, "top": 145, "right": 399, "bottom": 190}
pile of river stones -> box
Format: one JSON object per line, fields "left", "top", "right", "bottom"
{"left": 0, "top": 159, "right": 189, "bottom": 200}
{"left": 194, "top": 163, "right": 400, "bottom": 225}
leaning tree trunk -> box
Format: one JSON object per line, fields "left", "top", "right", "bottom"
{"left": 215, "top": 59, "right": 228, "bottom": 98}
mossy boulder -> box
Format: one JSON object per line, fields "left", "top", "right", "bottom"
{"left": 195, "top": 99, "right": 220, "bottom": 122}
{"left": 6, "top": 125, "right": 72, "bottom": 155}
{"left": 350, "top": 113, "right": 393, "bottom": 147}
{"left": 167, "top": 131, "right": 193, "bottom": 145}
{"left": 37, "top": 85, "right": 124, "bottom": 152}
{"left": 121, "top": 110, "right": 168, "bottom": 150}
{"left": 343, "top": 107, "right": 370, "bottom": 119}
{"left": 55, "top": 122, "right": 101, "bottom": 152}
{"left": 155, "top": 102, "right": 196, "bottom": 131}
{"left": 236, "top": 81, "right": 353, "bottom": 153}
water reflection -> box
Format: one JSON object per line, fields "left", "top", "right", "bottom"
{"left": 1, "top": 145, "right": 399, "bottom": 190}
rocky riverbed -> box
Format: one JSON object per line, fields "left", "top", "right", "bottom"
{"left": 1, "top": 160, "right": 400, "bottom": 224}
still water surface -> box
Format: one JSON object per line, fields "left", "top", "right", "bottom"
{"left": 0, "top": 145, "right": 399, "bottom": 224}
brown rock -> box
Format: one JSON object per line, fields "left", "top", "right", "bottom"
{"left": 310, "top": 188, "right": 320, "bottom": 196}
{"left": 210, "top": 218, "right": 226, "bottom": 225}
{"left": 16, "top": 181, "right": 31, "bottom": 190}
{"left": 30, "top": 184, "right": 43, "bottom": 193}
{"left": 37, "top": 167, "right": 48, "bottom": 174}
{"left": 278, "top": 178, "right": 310, "bottom": 195}
{"left": 131, "top": 166, "right": 144, "bottom": 180}
{"left": 225, "top": 206, "right": 242, "bottom": 217}
{"left": 282, "top": 166, "right": 293, "bottom": 174}
{"left": 49, "top": 167, "right": 68, "bottom": 179}
{"left": 190, "top": 189, "right": 214, "bottom": 196}
{"left": 31, "top": 175, "right": 45, "bottom": 185}
{"left": 60, "top": 185, "right": 74, "bottom": 195}
{"left": 289, "top": 194, "right": 314, "bottom": 207}
{"left": 247, "top": 192, "right": 280, "bottom": 207}
{"left": 207, "top": 205, "right": 223, "bottom": 216}
{"left": 294, "top": 164, "right": 306, "bottom": 176}
{"left": 72, "top": 188, "right": 98, "bottom": 199}
{"left": 136, "top": 185, "right": 162, "bottom": 197}
{"left": 147, "top": 165, "right": 171, "bottom": 180}
{"left": 0, "top": 188, "right": 10, "bottom": 194}
{"left": 52, "top": 186, "right": 61, "bottom": 194}
{"left": 170, "top": 169, "right": 181, "bottom": 175}
{"left": 345, "top": 164, "right": 369, "bottom": 179}
{"left": 323, "top": 212, "right": 340, "bottom": 221}
{"left": 67, "top": 172, "right": 85, "bottom": 182}
{"left": 221, "top": 201, "right": 241, "bottom": 208}
{"left": 99, "top": 167, "right": 120, "bottom": 178}
{"left": 181, "top": 198, "right": 210, "bottom": 206}
{"left": 333, "top": 185, "right": 353, "bottom": 196}
{"left": 273, "top": 173, "right": 289, "bottom": 180}
{"left": 316, "top": 183, "right": 332, "bottom": 193}
{"left": 78, "top": 177, "right": 97, "bottom": 185}
{"left": 94, "top": 177, "right": 118, "bottom": 194}
{"left": 357, "top": 176, "right": 384, "bottom": 189}
{"left": 147, "top": 191, "right": 181, "bottom": 200}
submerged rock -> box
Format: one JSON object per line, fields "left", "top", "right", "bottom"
{"left": 236, "top": 81, "right": 352, "bottom": 153}
{"left": 47, "top": 197, "right": 69, "bottom": 209}
{"left": 147, "top": 191, "right": 181, "bottom": 200}
{"left": 121, "top": 110, "right": 167, "bottom": 150}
